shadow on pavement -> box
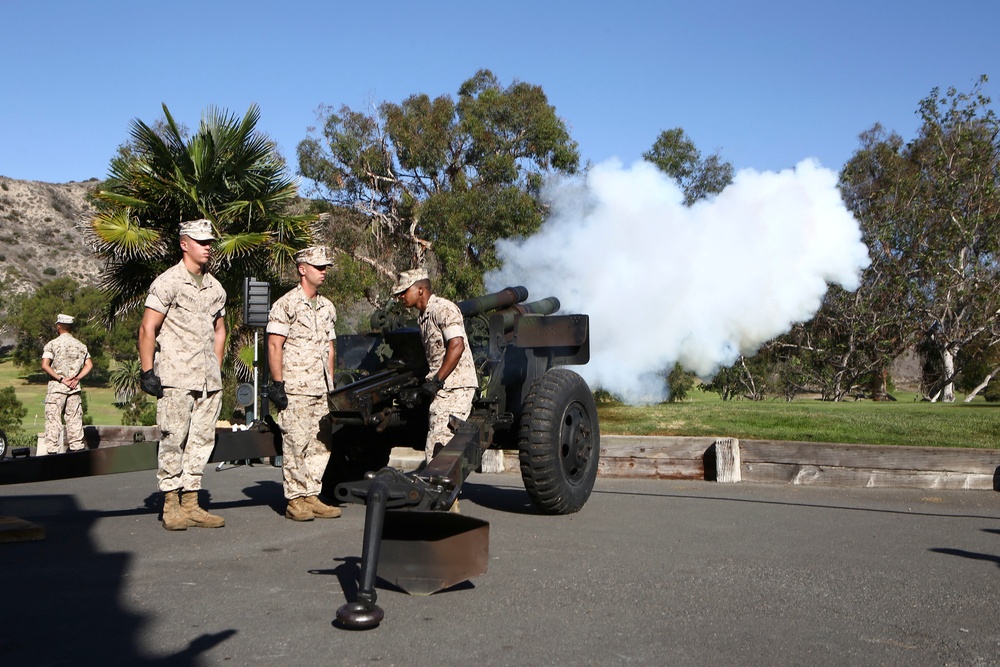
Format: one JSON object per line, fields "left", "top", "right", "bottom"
{"left": 0, "top": 494, "right": 236, "bottom": 666}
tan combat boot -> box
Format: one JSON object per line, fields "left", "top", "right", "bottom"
{"left": 180, "top": 490, "right": 225, "bottom": 528}
{"left": 162, "top": 490, "right": 188, "bottom": 531}
{"left": 304, "top": 495, "right": 342, "bottom": 519}
{"left": 285, "top": 497, "right": 314, "bottom": 521}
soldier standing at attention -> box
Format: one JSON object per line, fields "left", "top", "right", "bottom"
{"left": 392, "top": 269, "right": 477, "bottom": 467}
{"left": 40, "top": 313, "right": 93, "bottom": 454}
{"left": 138, "top": 219, "right": 227, "bottom": 531}
{"left": 266, "top": 246, "right": 342, "bottom": 521}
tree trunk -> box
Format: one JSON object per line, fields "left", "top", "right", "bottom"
{"left": 940, "top": 348, "right": 957, "bottom": 403}
{"left": 964, "top": 366, "right": 1000, "bottom": 402}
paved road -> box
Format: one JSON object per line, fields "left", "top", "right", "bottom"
{"left": 1, "top": 466, "right": 998, "bottom": 666}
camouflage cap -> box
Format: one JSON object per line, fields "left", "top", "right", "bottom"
{"left": 56, "top": 313, "right": 75, "bottom": 325}
{"left": 179, "top": 218, "right": 216, "bottom": 241}
{"left": 294, "top": 245, "right": 334, "bottom": 267}
{"left": 391, "top": 268, "right": 429, "bottom": 295}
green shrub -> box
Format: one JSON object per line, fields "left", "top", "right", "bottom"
{"left": 0, "top": 386, "right": 27, "bottom": 433}
{"left": 667, "top": 362, "right": 697, "bottom": 403}
{"left": 984, "top": 378, "right": 1000, "bottom": 403}
{"left": 43, "top": 267, "right": 57, "bottom": 276}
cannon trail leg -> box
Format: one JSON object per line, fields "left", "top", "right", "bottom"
{"left": 335, "top": 479, "right": 389, "bottom": 629}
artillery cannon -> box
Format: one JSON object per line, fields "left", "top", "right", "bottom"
{"left": 327, "top": 286, "right": 599, "bottom": 629}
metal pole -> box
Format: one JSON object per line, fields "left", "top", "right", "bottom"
{"left": 253, "top": 330, "right": 259, "bottom": 422}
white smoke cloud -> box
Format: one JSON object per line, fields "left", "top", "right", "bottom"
{"left": 485, "top": 158, "right": 871, "bottom": 403}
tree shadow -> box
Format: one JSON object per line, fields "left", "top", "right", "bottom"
{"left": 0, "top": 493, "right": 237, "bottom": 665}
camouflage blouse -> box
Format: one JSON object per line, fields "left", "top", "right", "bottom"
{"left": 42, "top": 333, "right": 90, "bottom": 395}
{"left": 266, "top": 285, "right": 337, "bottom": 396}
{"left": 418, "top": 294, "right": 477, "bottom": 389}
{"left": 144, "top": 261, "right": 227, "bottom": 392}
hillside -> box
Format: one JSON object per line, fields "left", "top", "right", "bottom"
{"left": 0, "top": 176, "right": 102, "bottom": 295}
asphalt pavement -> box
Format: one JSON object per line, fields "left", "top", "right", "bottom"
{"left": 1, "top": 464, "right": 998, "bottom": 666}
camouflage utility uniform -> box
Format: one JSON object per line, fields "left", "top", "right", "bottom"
{"left": 41, "top": 333, "right": 90, "bottom": 454}
{"left": 145, "top": 261, "right": 227, "bottom": 492}
{"left": 267, "top": 285, "right": 337, "bottom": 500}
{"left": 419, "top": 294, "right": 477, "bottom": 461}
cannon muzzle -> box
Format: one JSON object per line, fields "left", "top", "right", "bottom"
{"left": 457, "top": 286, "right": 529, "bottom": 317}
{"left": 492, "top": 297, "right": 561, "bottom": 333}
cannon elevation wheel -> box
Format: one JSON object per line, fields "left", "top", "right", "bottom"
{"left": 518, "top": 368, "right": 600, "bottom": 514}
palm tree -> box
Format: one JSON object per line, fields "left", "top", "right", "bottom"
{"left": 89, "top": 103, "right": 319, "bottom": 380}
{"left": 110, "top": 358, "right": 141, "bottom": 404}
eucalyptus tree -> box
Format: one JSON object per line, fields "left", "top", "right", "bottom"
{"left": 297, "top": 69, "right": 579, "bottom": 299}
{"left": 642, "top": 127, "right": 734, "bottom": 205}
{"left": 839, "top": 77, "right": 1000, "bottom": 401}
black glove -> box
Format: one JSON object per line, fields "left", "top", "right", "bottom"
{"left": 269, "top": 381, "right": 288, "bottom": 411}
{"left": 420, "top": 376, "right": 444, "bottom": 400}
{"left": 139, "top": 369, "right": 163, "bottom": 398}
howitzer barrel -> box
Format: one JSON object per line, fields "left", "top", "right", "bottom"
{"left": 458, "top": 286, "right": 529, "bottom": 317}
{"left": 493, "top": 296, "right": 561, "bottom": 332}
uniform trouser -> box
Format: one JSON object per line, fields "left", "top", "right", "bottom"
{"left": 42, "top": 391, "right": 85, "bottom": 455}
{"left": 275, "top": 394, "right": 332, "bottom": 500}
{"left": 156, "top": 387, "right": 222, "bottom": 492}
{"left": 425, "top": 387, "right": 475, "bottom": 462}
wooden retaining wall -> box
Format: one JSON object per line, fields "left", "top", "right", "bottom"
{"left": 498, "top": 435, "right": 1000, "bottom": 491}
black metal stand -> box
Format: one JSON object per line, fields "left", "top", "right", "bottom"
{"left": 335, "top": 478, "right": 389, "bottom": 629}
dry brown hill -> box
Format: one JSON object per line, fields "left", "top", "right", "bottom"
{"left": 0, "top": 176, "right": 101, "bottom": 295}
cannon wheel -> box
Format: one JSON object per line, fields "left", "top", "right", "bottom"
{"left": 518, "top": 368, "right": 600, "bottom": 515}
{"left": 0, "top": 429, "right": 7, "bottom": 460}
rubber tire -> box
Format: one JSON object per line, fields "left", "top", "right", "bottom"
{"left": 0, "top": 429, "right": 6, "bottom": 460}
{"left": 518, "top": 368, "right": 600, "bottom": 515}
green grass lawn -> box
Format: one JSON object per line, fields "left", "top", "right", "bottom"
{"left": 597, "top": 388, "right": 1000, "bottom": 449}
{"left": 3, "top": 356, "right": 996, "bottom": 449}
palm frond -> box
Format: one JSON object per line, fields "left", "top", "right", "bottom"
{"left": 216, "top": 232, "right": 271, "bottom": 259}
{"left": 90, "top": 209, "right": 164, "bottom": 260}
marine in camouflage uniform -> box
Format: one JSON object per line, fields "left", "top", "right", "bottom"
{"left": 138, "top": 219, "right": 227, "bottom": 530}
{"left": 40, "top": 314, "right": 93, "bottom": 455}
{"left": 266, "top": 246, "right": 342, "bottom": 521}
{"left": 392, "top": 269, "right": 477, "bottom": 463}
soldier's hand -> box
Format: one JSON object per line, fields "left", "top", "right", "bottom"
{"left": 139, "top": 369, "right": 164, "bottom": 398}
{"left": 420, "top": 376, "right": 444, "bottom": 401}
{"left": 269, "top": 381, "right": 288, "bottom": 411}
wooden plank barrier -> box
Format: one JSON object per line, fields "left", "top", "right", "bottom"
{"left": 493, "top": 436, "right": 1000, "bottom": 491}
{"left": 739, "top": 439, "right": 1000, "bottom": 491}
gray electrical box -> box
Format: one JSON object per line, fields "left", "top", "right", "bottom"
{"left": 243, "top": 278, "right": 271, "bottom": 327}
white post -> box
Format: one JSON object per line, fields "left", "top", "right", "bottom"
{"left": 715, "top": 438, "right": 742, "bottom": 483}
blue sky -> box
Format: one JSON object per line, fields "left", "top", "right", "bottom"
{"left": 1, "top": 0, "right": 996, "bottom": 185}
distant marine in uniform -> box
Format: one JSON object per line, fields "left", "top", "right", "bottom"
{"left": 40, "top": 313, "right": 93, "bottom": 454}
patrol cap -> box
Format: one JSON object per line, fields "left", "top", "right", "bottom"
{"left": 56, "top": 313, "right": 75, "bottom": 325}
{"left": 179, "top": 218, "right": 216, "bottom": 241}
{"left": 294, "top": 245, "right": 334, "bottom": 267}
{"left": 391, "top": 268, "right": 429, "bottom": 295}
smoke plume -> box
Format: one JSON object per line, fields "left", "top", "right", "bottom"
{"left": 485, "top": 158, "right": 871, "bottom": 403}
